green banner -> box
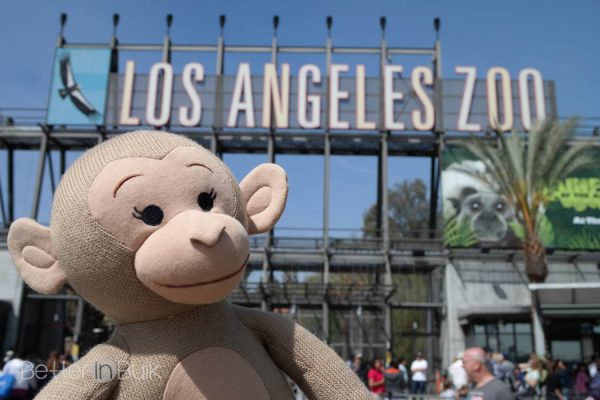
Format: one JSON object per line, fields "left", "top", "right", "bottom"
{"left": 441, "top": 147, "right": 600, "bottom": 250}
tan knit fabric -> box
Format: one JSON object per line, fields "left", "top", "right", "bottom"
{"left": 233, "top": 305, "right": 372, "bottom": 400}
{"left": 35, "top": 333, "right": 130, "bottom": 399}
{"left": 37, "top": 302, "right": 371, "bottom": 399}
{"left": 50, "top": 131, "right": 246, "bottom": 324}
{"left": 33, "top": 131, "right": 371, "bottom": 399}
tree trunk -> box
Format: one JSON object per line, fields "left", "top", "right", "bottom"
{"left": 523, "top": 233, "right": 548, "bottom": 283}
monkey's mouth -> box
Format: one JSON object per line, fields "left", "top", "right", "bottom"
{"left": 155, "top": 254, "right": 249, "bottom": 289}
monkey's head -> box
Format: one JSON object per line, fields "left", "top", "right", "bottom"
{"left": 451, "top": 187, "right": 515, "bottom": 242}
{"left": 7, "top": 131, "right": 287, "bottom": 324}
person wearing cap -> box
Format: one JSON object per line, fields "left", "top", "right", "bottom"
{"left": 410, "top": 352, "right": 428, "bottom": 399}
{"left": 462, "top": 347, "right": 512, "bottom": 400}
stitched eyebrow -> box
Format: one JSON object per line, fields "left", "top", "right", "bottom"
{"left": 113, "top": 174, "right": 143, "bottom": 198}
{"left": 186, "top": 163, "right": 213, "bottom": 173}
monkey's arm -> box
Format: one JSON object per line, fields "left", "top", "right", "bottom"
{"left": 35, "top": 333, "right": 129, "bottom": 400}
{"left": 233, "top": 305, "right": 371, "bottom": 400}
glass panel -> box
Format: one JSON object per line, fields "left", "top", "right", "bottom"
{"left": 488, "top": 335, "right": 499, "bottom": 353}
{"left": 499, "top": 333, "right": 516, "bottom": 357}
{"left": 474, "top": 324, "right": 485, "bottom": 334}
{"left": 473, "top": 333, "right": 487, "bottom": 348}
{"left": 486, "top": 323, "right": 498, "bottom": 335}
{"left": 486, "top": 323, "right": 498, "bottom": 351}
{"left": 515, "top": 323, "right": 531, "bottom": 333}
{"left": 516, "top": 334, "right": 533, "bottom": 362}
{"left": 499, "top": 322, "right": 513, "bottom": 334}
{"left": 551, "top": 340, "right": 582, "bottom": 363}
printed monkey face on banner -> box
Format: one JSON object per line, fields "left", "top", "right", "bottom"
{"left": 46, "top": 48, "right": 111, "bottom": 125}
{"left": 442, "top": 147, "right": 600, "bottom": 250}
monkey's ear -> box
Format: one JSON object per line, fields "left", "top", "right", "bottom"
{"left": 7, "top": 218, "right": 66, "bottom": 294}
{"left": 240, "top": 164, "right": 288, "bottom": 235}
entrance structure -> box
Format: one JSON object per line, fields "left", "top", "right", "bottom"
{"left": 0, "top": 14, "right": 598, "bottom": 370}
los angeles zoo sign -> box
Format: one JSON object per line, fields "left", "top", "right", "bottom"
{"left": 47, "top": 49, "right": 551, "bottom": 132}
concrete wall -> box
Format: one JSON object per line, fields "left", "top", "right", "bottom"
{"left": 0, "top": 249, "right": 22, "bottom": 353}
{"left": 441, "top": 257, "right": 600, "bottom": 368}
{"left": 442, "top": 259, "right": 532, "bottom": 367}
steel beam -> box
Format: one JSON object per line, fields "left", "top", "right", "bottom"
{"left": 30, "top": 130, "right": 48, "bottom": 219}
{"left": 322, "top": 17, "right": 333, "bottom": 343}
{"left": 7, "top": 147, "right": 14, "bottom": 224}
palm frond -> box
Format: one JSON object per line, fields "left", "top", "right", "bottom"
{"left": 464, "top": 138, "right": 519, "bottom": 210}
{"left": 532, "top": 119, "right": 578, "bottom": 194}
{"left": 546, "top": 143, "right": 598, "bottom": 190}
{"left": 527, "top": 121, "right": 558, "bottom": 195}
{"left": 455, "top": 119, "right": 597, "bottom": 235}
{"left": 444, "top": 212, "right": 478, "bottom": 248}
{"left": 526, "top": 120, "right": 546, "bottom": 194}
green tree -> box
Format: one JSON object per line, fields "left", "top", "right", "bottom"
{"left": 363, "top": 179, "right": 431, "bottom": 239}
{"left": 459, "top": 119, "right": 596, "bottom": 282}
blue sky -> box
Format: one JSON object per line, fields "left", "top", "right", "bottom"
{"left": 0, "top": 0, "right": 599, "bottom": 235}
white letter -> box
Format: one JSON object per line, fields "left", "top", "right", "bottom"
{"left": 355, "top": 65, "right": 376, "bottom": 130}
{"left": 119, "top": 61, "right": 140, "bottom": 125}
{"left": 146, "top": 62, "right": 173, "bottom": 127}
{"left": 455, "top": 66, "right": 480, "bottom": 132}
{"left": 262, "top": 63, "right": 290, "bottom": 128}
{"left": 411, "top": 66, "right": 435, "bottom": 131}
{"left": 487, "top": 67, "right": 513, "bottom": 131}
{"left": 297, "top": 64, "right": 321, "bottom": 129}
{"left": 329, "top": 64, "right": 349, "bottom": 130}
{"left": 384, "top": 65, "right": 405, "bottom": 130}
{"left": 227, "top": 63, "right": 255, "bottom": 128}
{"left": 518, "top": 68, "right": 546, "bottom": 131}
{"left": 179, "top": 63, "right": 204, "bottom": 127}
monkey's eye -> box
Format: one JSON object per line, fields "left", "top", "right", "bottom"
{"left": 198, "top": 189, "right": 217, "bottom": 212}
{"left": 469, "top": 201, "right": 481, "bottom": 211}
{"left": 132, "top": 205, "right": 164, "bottom": 226}
{"left": 495, "top": 202, "right": 505, "bottom": 212}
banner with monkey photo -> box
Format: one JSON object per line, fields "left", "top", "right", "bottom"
{"left": 441, "top": 147, "right": 600, "bottom": 250}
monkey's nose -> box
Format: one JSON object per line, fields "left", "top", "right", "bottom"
{"left": 188, "top": 215, "right": 226, "bottom": 248}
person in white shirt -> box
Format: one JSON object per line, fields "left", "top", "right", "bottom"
{"left": 1, "top": 351, "right": 37, "bottom": 398}
{"left": 410, "top": 352, "right": 428, "bottom": 398}
{"left": 589, "top": 355, "right": 598, "bottom": 378}
{"left": 448, "top": 352, "right": 468, "bottom": 391}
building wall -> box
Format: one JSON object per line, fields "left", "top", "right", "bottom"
{"left": 442, "top": 258, "right": 600, "bottom": 367}
{"left": 442, "top": 260, "right": 531, "bottom": 367}
{"left": 0, "top": 249, "right": 23, "bottom": 353}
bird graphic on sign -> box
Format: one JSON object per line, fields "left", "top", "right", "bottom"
{"left": 58, "top": 55, "right": 100, "bottom": 121}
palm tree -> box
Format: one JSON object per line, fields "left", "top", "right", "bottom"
{"left": 458, "top": 119, "right": 596, "bottom": 283}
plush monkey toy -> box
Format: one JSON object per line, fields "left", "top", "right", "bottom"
{"left": 7, "top": 131, "right": 371, "bottom": 400}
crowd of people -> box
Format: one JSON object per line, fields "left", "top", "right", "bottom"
{"left": 348, "top": 348, "right": 600, "bottom": 400}
{"left": 349, "top": 351, "right": 433, "bottom": 399}
{"left": 474, "top": 351, "right": 600, "bottom": 400}
{"left": 3, "top": 345, "right": 600, "bottom": 399}
{"left": 0, "top": 349, "right": 73, "bottom": 399}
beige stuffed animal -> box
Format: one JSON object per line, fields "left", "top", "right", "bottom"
{"left": 7, "top": 131, "right": 371, "bottom": 399}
